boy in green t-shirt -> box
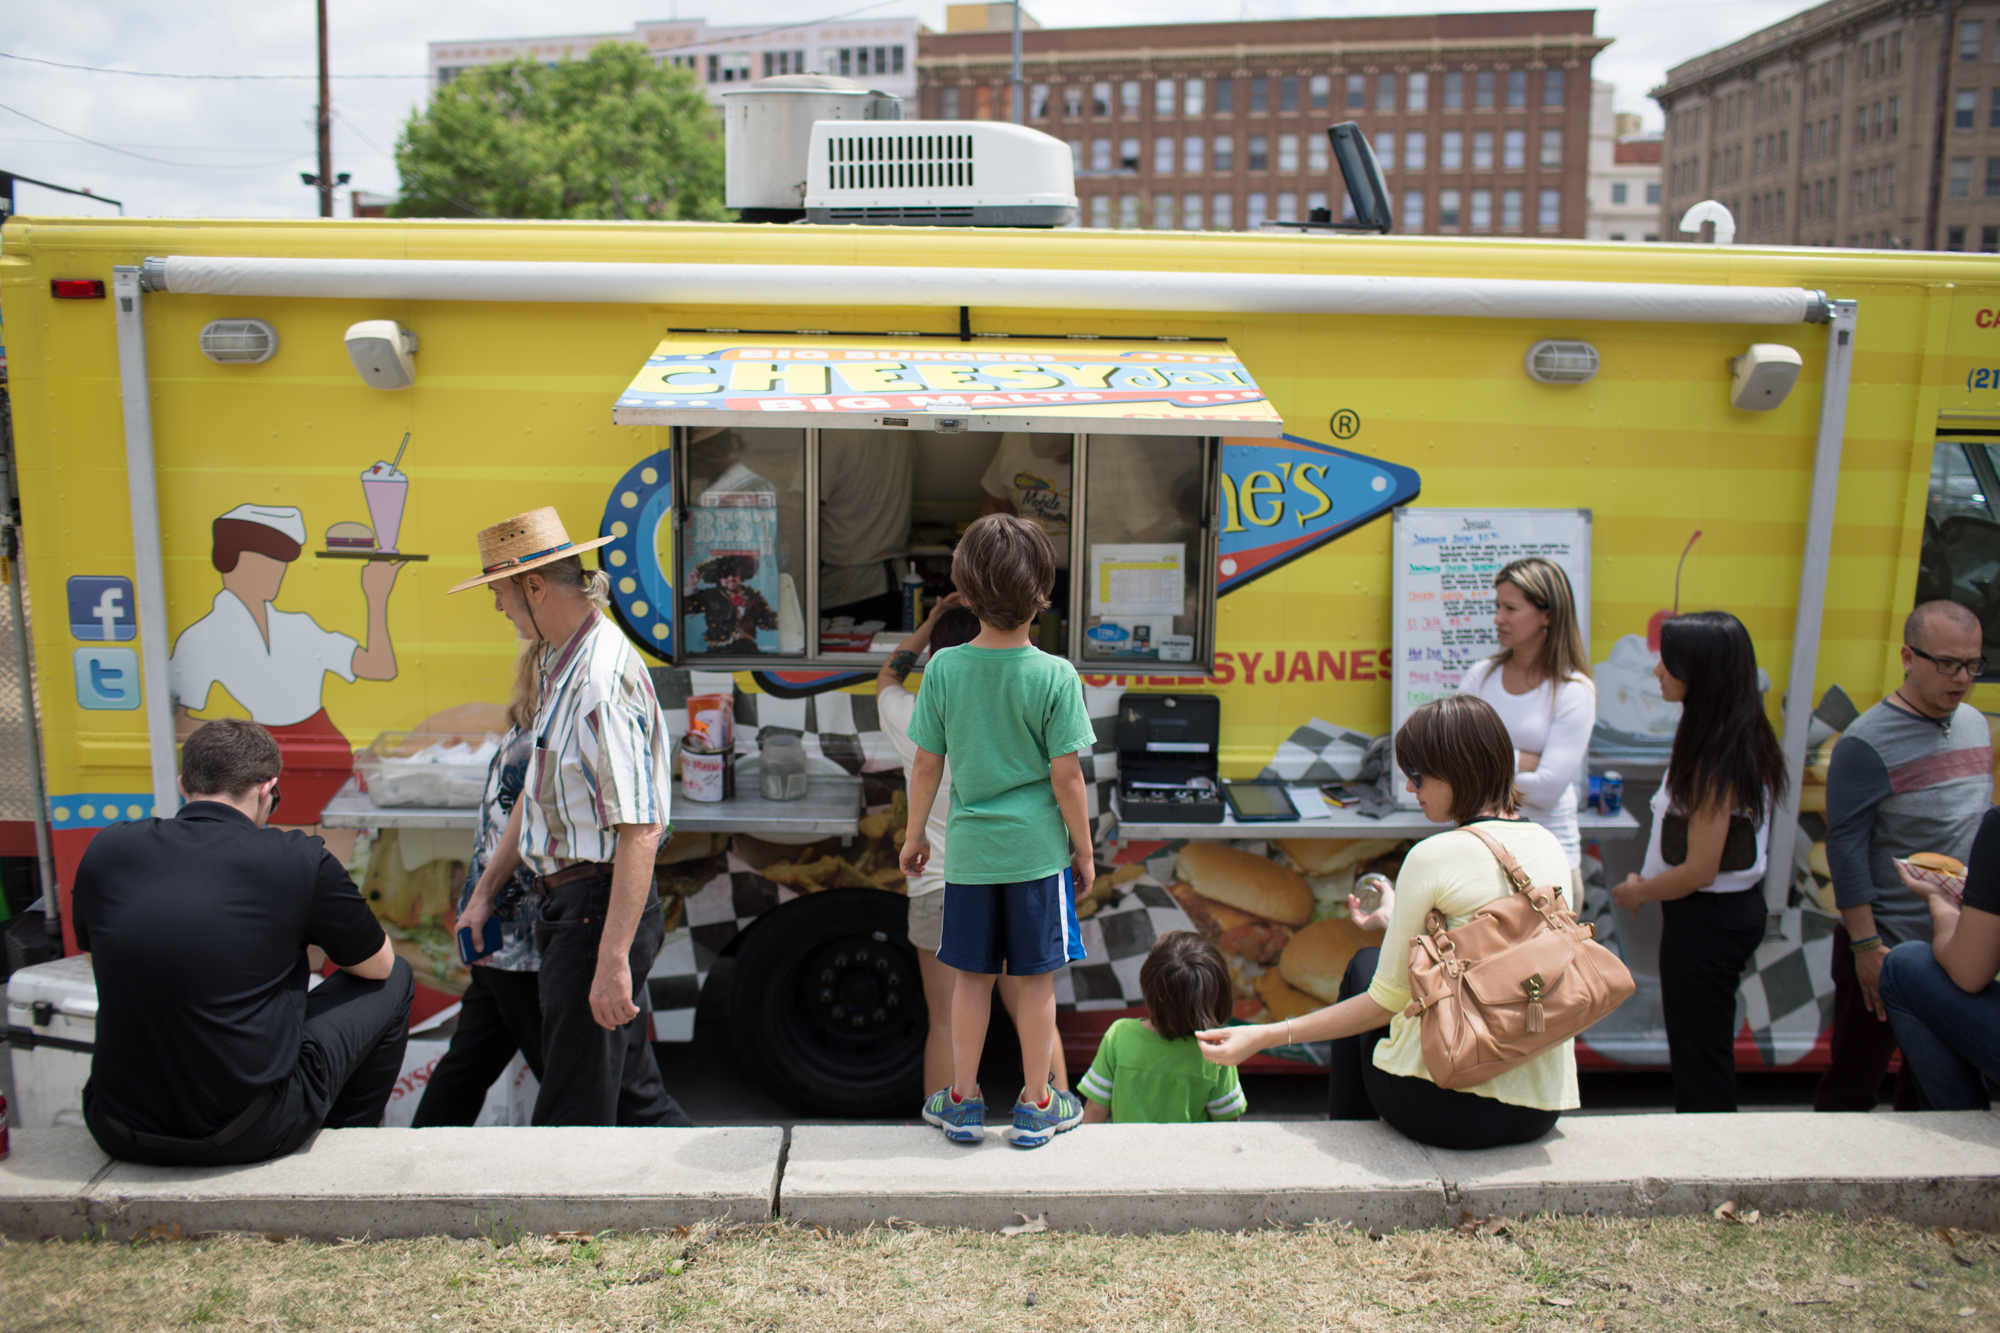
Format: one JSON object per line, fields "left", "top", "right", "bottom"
{"left": 1080, "top": 931, "right": 1247, "bottom": 1123}
{"left": 901, "top": 514, "right": 1098, "bottom": 1149}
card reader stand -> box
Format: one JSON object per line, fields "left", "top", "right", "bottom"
{"left": 1114, "top": 693, "right": 1225, "bottom": 824}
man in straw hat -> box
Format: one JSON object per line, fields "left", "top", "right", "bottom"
{"left": 451, "top": 507, "right": 688, "bottom": 1127}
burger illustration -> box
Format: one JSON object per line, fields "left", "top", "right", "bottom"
{"left": 1166, "top": 843, "right": 1314, "bottom": 968}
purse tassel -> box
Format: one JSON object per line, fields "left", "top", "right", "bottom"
{"left": 1523, "top": 973, "right": 1546, "bottom": 1034}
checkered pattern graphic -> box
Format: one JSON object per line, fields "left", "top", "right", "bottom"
{"left": 1255, "top": 718, "right": 1376, "bottom": 784}
{"left": 644, "top": 673, "right": 1161, "bottom": 1040}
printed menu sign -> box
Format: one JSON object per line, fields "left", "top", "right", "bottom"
{"left": 1390, "top": 508, "right": 1591, "bottom": 805}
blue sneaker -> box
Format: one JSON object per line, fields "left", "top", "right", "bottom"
{"left": 1010, "top": 1084, "right": 1084, "bottom": 1149}
{"left": 922, "top": 1086, "right": 986, "bottom": 1143}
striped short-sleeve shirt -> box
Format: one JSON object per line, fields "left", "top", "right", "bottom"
{"left": 517, "top": 612, "right": 673, "bottom": 877}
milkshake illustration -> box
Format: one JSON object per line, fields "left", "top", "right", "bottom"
{"left": 362, "top": 434, "right": 411, "bottom": 552}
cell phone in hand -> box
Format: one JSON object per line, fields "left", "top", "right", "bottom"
{"left": 457, "top": 918, "right": 504, "bottom": 966}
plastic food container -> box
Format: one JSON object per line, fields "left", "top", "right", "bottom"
{"left": 760, "top": 734, "right": 808, "bottom": 801}
{"left": 355, "top": 731, "right": 500, "bottom": 808}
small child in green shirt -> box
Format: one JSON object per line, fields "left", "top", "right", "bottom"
{"left": 1079, "top": 931, "right": 1248, "bottom": 1123}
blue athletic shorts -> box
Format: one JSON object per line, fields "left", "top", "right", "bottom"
{"left": 935, "top": 870, "right": 1086, "bottom": 977}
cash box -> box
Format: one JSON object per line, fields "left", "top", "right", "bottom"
{"left": 1115, "top": 693, "right": 1224, "bottom": 824}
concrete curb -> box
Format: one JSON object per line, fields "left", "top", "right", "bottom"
{"left": 5, "top": 1110, "right": 2000, "bottom": 1239}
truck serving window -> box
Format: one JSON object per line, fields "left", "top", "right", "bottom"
{"left": 1916, "top": 437, "right": 2000, "bottom": 674}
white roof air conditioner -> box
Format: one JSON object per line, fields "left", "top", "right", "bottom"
{"left": 804, "top": 120, "right": 1077, "bottom": 228}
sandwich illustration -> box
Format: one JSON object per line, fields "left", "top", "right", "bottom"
{"left": 1165, "top": 843, "right": 1313, "bottom": 965}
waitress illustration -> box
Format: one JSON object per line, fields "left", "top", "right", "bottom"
{"left": 169, "top": 503, "right": 404, "bottom": 822}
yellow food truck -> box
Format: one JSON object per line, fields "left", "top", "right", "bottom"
{"left": 3, "top": 191, "right": 1994, "bottom": 1114}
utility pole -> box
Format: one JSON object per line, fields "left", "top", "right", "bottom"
{"left": 316, "top": 0, "right": 333, "bottom": 217}
{"left": 1010, "top": 0, "right": 1024, "bottom": 125}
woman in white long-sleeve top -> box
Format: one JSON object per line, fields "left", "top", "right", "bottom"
{"left": 1457, "top": 557, "right": 1596, "bottom": 904}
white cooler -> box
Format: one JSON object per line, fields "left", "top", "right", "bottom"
{"left": 5, "top": 955, "right": 96, "bottom": 1128}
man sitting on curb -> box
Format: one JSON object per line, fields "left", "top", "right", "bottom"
{"left": 76, "top": 718, "right": 412, "bottom": 1166}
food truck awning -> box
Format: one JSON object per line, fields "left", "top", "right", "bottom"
{"left": 611, "top": 336, "right": 1287, "bottom": 436}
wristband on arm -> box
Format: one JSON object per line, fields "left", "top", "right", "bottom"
{"left": 1849, "top": 934, "right": 1884, "bottom": 953}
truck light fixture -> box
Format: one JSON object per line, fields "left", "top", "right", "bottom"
{"left": 1524, "top": 340, "right": 1599, "bottom": 384}
{"left": 1729, "top": 344, "right": 1803, "bottom": 411}
{"left": 50, "top": 279, "right": 106, "bottom": 299}
{"left": 198, "top": 319, "right": 279, "bottom": 364}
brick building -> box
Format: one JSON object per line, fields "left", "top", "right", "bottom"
{"left": 916, "top": 10, "right": 1609, "bottom": 234}
{"left": 1654, "top": 0, "right": 2000, "bottom": 250}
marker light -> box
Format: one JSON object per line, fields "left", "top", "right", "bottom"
{"left": 50, "top": 279, "right": 106, "bottom": 299}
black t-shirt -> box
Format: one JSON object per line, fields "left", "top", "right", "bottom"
{"left": 1962, "top": 806, "right": 2000, "bottom": 917}
{"left": 72, "top": 802, "right": 385, "bottom": 1138}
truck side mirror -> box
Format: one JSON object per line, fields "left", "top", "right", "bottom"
{"left": 1328, "top": 122, "right": 1392, "bottom": 234}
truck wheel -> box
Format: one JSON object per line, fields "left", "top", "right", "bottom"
{"left": 727, "top": 888, "right": 925, "bottom": 1117}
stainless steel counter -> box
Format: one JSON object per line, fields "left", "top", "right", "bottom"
{"left": 318, "top": 774, "right": 863, "bottom": 837}
{"left": 1111, "top": 791, "right": 1643, "bottom": 842}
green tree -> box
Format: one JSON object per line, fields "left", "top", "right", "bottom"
{"left": 394, "top": 43, "right": 724, "bottom": 220}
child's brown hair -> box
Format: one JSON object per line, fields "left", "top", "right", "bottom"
{"left": 1139, "top": 930, "right": 1234, "bottom": 1041}
{"left": 951, "top": 513, "right": 1055, "bottom": 631}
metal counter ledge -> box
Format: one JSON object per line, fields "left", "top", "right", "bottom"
{"left": 1110, "top": 792, "right": 1643, "bottom": 842}
{"left": 317, "top": 775, "right": 864, "bottom": 837}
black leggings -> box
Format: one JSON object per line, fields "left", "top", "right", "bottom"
{"left": 412, "top": 966, "right": 545, "bottom": 1127}
{"left": 1327, "top": 947, "right": 1561, "bottom": 1151}
{"left": 1658, "top": 887, "right": 1766, "bottom": 1113}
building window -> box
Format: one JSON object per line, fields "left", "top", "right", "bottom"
{"left": 1251, "top": 77, "right": 1269, "bottom": 114}
{"left": 1471, "top": 188, "right": 1493, "bottom": 230}
{"left": 1030, "top": 83, "right": 1050, "bottom": 119}
{"left": 1310, "top": 74, "right": 1330, "bottom": 111}
{"left": 1122, "top": 137, "right": 1142, "bottom": 171}
{"left": 1544, "top": 68, "right": 1565, "bottom": 107}
{"left": 1183, "top": 193, "right": 1203, "bottom": 229}
{"left": 1502, "top": 188, "right": 1523, "bottom": 227}
{"left": 1893, "top": 30, "right": 1903, "bottom": 71}
{"left": 1442, "top": 130, "right": 1463, "bottom": 170}
{"left": 1155, "top": 137, "right": 1175, "bottom": 174}
{"left": 1405, "top": 131, "right": 1426, "bottom": 171}
{"left": 1276, "top": 190, "right": 1298, "bottom": 221}
{"left": 1540, "top": 129, "right": 1562, "bottom": 168}
{"left": 1156, "top": 79, "right": 1175, "bottom": 118}
{"left": 1610, "top": 233, "right": 1626, "bottom": 242}
{"left": 1280, "top": 75, "right": 1299, "bottom": 113}
{"left": 1213, "top": 136, "right": 1234, "bottom": 172}
{"left": 1092, "top": 138, "right": 1112, "bottom": 172}
{"left": 1646, "top": 182, "right": 1661, "bottom": 204}
{"left": 1377, "top": 73, "right": 1397, "bottom": 113}
{"left": 1249, "top": 134, "right": 1269, "bottom": 171}
{"left": 1213, "top": 78, "right": 1233, "bottom": 116}
{"left": 1873, "top": 102, "right": 1884, "bottom": 140}
{"left": 1403, "top": 190, "right": 1425, "bottom": 230}
{"left": 1308, "top": 189, "right": 1329, "bottom": 217}
{"left": 1308, "top": 132, "right": 1328, "bottom": 172}
{"left": 1185, "top": 136, "right": 1204, "bottom": 173}
{"left": 1445, "top": 71, "right": 1464, "bottom": 110}
{"left": 1119, "top": 195, "right": 1141, "bottom": 228}
{"left": 1830, "top": 113, "right": 1840, "bottom": 152}
{"left": 1983, "top": 225, "right": 1999, "bottom": 253}
{"left": 1868, "top": 167, "right": 1879, "bottom": 207}
{"left": 1986, "top": 157, "right": 2000, "bottom": 197}
{"left": 1153, "top": 196, "right": 1173, "bottom": 229}
{"left": 942, "top": 87, "right": 960, "bottom": 118}
{"left": 1948, "top": 225, "right": 1968, "bottom": 251}
{"left": 1278, "top": 133, "right": 1299, "bottom": 172}
{"left": 1952, "top": 156, "right": 1973, "bottom": 197}
{"left": 1775, "top": 189, "right": 1785, "bottom": 223}
{"left": 763, "top": 51, "right": 807, "bottom": 77}
{"left": 1476, "top": 70, "right": 1496, "bottom": 110}
{"left": 1059, "top": 85, "right": 1079, "bottom": 118}
{"left": 1887, "top": 98, "right": 1898, "bottom": 136}
{"left": 1440, "top": 188, "right": 1462, "bottom": 226}
{"left": 1611, "top": 182, "right": 1628, "bottom": 204}
{"left": 1186, "top": 79, "right": 1205, "bottom": 117}
{"left": 1346, "top": 73, "right": 1366, "bottom": 110}
{"left": 1504, "top": 129, "right": 1526, "bottom": 169}
{"left": 1473, "top": 130, "right": 1494, "bottom": 170}
{"left": 1091, "top": 195, "right": 1111, "bottom": 228}
{"left": 1408, "top": 71, "right": 1429, "bottom": 112}
{"left": 1247, "top": 191, "right": 1268, "bottom": 228}
{"left": 1537, "top": 188, "right": 1560, "bottom": 230}
{"left": 1506, "top": 69, "right": 1527, "bottom": 108}
{"left": 708, "top": 53, "right": 753, "bottom": 82}
{"left": 1884, "top": 163, "right": 1894, "bottom": 205}
{"left": 1068, "top": 139, "right": 1083, "bottom": 172}
{"left": 1375, "top": 131, "right": 1395, "bottom": 171}
{"left": 1962, "top": 20, "right": 1983, "bottom": 62}
{"left": 1210, "top": 192, "right": 1232, "bottom": 230}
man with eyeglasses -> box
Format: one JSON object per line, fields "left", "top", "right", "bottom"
{"left": 72, "top": 719, "right": 412, "bottom": 1165}
{"left": 1817, "top": 600, "right": 1993, "bottom": 1113}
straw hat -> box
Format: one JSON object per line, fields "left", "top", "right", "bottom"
{"left": 447, "top": 507, "right": 615, "bottom": 594}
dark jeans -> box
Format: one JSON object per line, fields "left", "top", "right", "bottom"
{"left": 86, "top": 958, "right": 414, "bottom": 1166}
{"left": 1327, "top": 947, "right": 1561, "bottom": 1151}
{"left": 1658, "top": 888, "right": 1767, "bottom": 1113}
{"left": 1813, "top": 924, "right": 1921, "bottom": 1113}
{"left": 411, "top": 966, "right": 545, "bottom": 1127}
{"left": 1879, "top": 940, "right": 2000, "bottom": 1110}
{"left": 533, "top": 876, "right": 690, "bottom": 1127}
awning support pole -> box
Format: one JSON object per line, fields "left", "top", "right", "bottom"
{"left": 111, "top": 267, "right": 180, "bottom": 818}
{"left": 1764, "top": 298, "right": 1858, "bottom": 916}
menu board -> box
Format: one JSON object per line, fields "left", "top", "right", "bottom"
{"left": 1390, "top": 508, "right": 1591, "bottom": 806}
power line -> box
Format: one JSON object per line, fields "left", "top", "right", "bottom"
{"left": 0, "top": 99, "right": 312, "bottom": 170}
{"left": 0, "top": 49, "right": 427, "bottom": 80}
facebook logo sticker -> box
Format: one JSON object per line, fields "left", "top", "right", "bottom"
{"left": 74, "top": 647, "right": 141, "bottom": 710}
{"left": 67, "top": 576, "right": 136, "bottom": 642}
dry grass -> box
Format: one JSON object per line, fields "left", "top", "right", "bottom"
{"left": 1, "top": 1211, "right": 1995, "bottom": 1332}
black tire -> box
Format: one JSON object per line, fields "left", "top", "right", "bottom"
{"left": 727, "top": 888, "right": 926, "bottom": 1117}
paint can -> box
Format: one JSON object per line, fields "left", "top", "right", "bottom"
{"left": 681, "top": 745, "right": 735, "bottom": 804}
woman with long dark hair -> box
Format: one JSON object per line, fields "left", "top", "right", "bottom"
{"left": 1611, "top": 611, "right": 1788, "bottom": 1113}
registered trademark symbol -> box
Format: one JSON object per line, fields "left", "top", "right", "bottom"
{"left": 1330, "top": 409, "right": 1360, "bottom": 439}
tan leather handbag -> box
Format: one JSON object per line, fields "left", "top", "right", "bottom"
{"left": 1403, "top": 825, "right": 1635, "bottom": 1091}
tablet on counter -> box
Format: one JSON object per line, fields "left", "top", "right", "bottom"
{"left": 1221, "top": 781, "right": 1299, "bottom": 822}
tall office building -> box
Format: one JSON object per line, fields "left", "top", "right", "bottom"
{"left": 1654, "top": 0, "right": 2000, "bottom": 249}
{"left": 917, "top": 10, "right": 1608, "bottom": 234}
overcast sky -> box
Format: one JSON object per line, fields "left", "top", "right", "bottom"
{"left": 4, "top": 0, "right": 1798, "bottom": 220}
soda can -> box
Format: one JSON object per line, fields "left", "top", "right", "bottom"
{"left": 1600, "top": 771, "right": 1623, "bottom": 816}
